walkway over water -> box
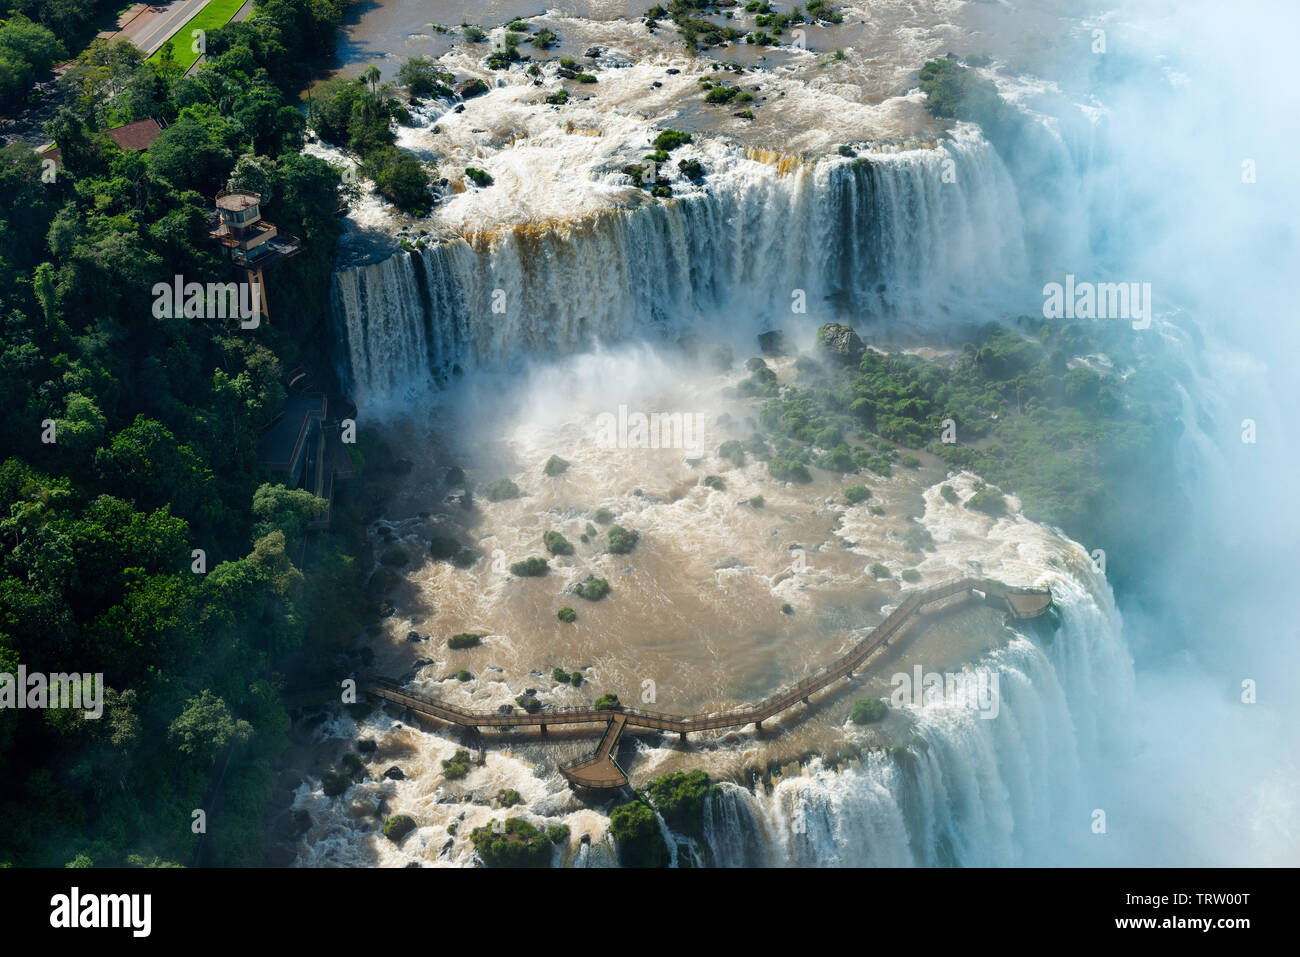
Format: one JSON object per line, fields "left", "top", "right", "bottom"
{"left": 366, "top": 578, "right": 1053, "bottom": 790}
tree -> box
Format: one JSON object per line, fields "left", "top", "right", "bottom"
{"left": 167, "top": 690, "right": 253, "bottom": 764}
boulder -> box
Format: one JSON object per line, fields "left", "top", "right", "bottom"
{"left": 757, "top": 330, "right": 787, "bottom": 356}
{"left": 384, "top": 814, "right": 417, "bottom": 842}
{"left": 384, "top": 766, "right": 406, "bottom": 781}
{"left": 358, "top": 738, "right": 377, "bottom": 754}
{"left": 816, "top": 322, "right": 865, "bottom": 364}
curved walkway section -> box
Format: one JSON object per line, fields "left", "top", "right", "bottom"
{"left": 366, "top": 578, "right": 1052, "bottom": 789}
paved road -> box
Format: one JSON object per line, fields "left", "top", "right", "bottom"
{"left": 117, "top": 0, "right": 211, "bottom": 56}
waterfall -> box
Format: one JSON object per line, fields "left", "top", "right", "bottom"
{"left": 333, "top": 126, "right": 1029, "bottom": 409}
{"left": 700, "top": 575, "right": 1133, "bottom": 866}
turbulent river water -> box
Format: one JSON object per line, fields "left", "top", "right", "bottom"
{"left": 276, "top": 0, "right": 1300, "bottom": 867}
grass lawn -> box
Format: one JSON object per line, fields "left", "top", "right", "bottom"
{"left": 147, "top": 0, "right": 247, "bottom": 72}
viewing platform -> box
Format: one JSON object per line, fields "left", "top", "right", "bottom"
{"left": 363, "top": 577, "right": 1054, "bottom": 790}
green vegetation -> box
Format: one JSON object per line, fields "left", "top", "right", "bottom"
{"left": 383, "top": 814, "right": 417, "bottom": 841}
{"left": 397, "top": 57, "right": 455, "bottom": 98}
{"left": 515, "top": 694, "right": 541, "bottom": 714}
{"left": 718, "top": 440, "right": 745, "bottom": 466}
{"left": 607, "top": 525, "right": 640, "bottom": 554}
{"left": 454, "top": 669, "right": 472, "bottom": 681}
{"left": 0, "top": 0, "right": 370, "bottom": 868}
{"left": 917, "top": 58, "right": 1014, "bottom": 140}
{"left": 850, "top": 698, "right": 888, "bottom": 724}
{"left": 497, "top": 788, "right": 522, "bottom": 807}
{"left": 469, "top": 817, "right": 567, "bottom": 867}
{"left": 844, "top": 485, "right": 870, "bottom": 505}
{"left": 652, "top": 129, "right": 692, "bottom": 152}
{"left": 594, "top": 693, "right": 621, "bottom": 710}
{"left": 461, "top": 25, "right": 487, "bottom": 42}
{"left": 901, "top": 569, "right": 922, "bottom": 583}
{"left": 575, "top": 576, "right": 610, "bottom": 601}
{"left": 465, "top": 166, "right": 493, "bottom": 187}
{"left": 544, "top": 531, "right": 574, "bottom": 556}
{"left": 545, "top": 89, "right": 569, "bottom": 105}
{"left": 149, "top": 0, "right": 246, "bottom": 72}
{"left": 940, "top": 484, "right": 959, "bottom": 504}
{"left": 703, "top": 474, "right": 725, "bottom": 491}
{"left": 570, "top": 672, "right": 584, "bottom": 687}
{"left": 609, "top": 796, "right": 669, "bottom": 867}
{"left": 483, "top": 478, "right": 521, "bottom": 501}
{"left": 557, "top": 606, "right": 577, "bottom": 623}
{"left": 966, "top": 485, "right": 1008, "bottom": 517}
{"left": 543, "top": 454, "right": 569, "bottom": 476}
{"left": 448, "top": 633, "right": 483, "bottom": 649}
{"left": 870, "top": 563, "right": 890, "bottom": 579}
{"left": 430, "top": 536, "right": 477, "bottom": 567}
{"left": 441, "top": 749, "right": 473, "bottom": 780}
{"left": 780, "top": 602, "right": 794, "bottom": 615}
{"left": 592, "top": 508, "right": 615, "bottom": 524}
{"left": 644, "top": 770, "right": 719, "bottom": 839}
{"left": 552, "top": 667, "right": 571, "bottom": 683}
{"left": 509, "top": 556, "right": 549, "bottom": 577}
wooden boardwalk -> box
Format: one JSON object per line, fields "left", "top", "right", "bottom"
{"left": 364, "top": 578, "right": 1053, "bottom": 789}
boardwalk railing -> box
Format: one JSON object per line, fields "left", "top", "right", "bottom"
{"left": 364, "top": 578, "right": 1052, "bottom": 789}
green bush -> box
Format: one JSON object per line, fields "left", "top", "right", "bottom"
{"left": 901, "top": 569, "right": 922, "bottom": 583}
{"left": 940, "top": 484, "right": 959, "bottom": 504}
{"left": 448, "top": 633, "right": 483, "bottom": 649}
{"left": 780, "top": 602, "right": 794, "bottom": 615}
{"left": 570, "top": 672, "right": 583, "bottom": 687}
{"left": 653, "top": 129, "right": 692, "bottom": 152}
{"left": 575, "top": 576, "right": 610, "bottom": 600}
{"left": 718, "top": 440, "right": 746, "bottom": 466}
{"left": 609, "top": 798, "right": 670, "bottom": 867}
{"left": 510, "top": 556, "right": 549, "bottom": 577}
{"left": 557, "top": 606, "right": 577, "bottom": 623}
{"left": 545, "top": 89, "right": 569, "bottom": 105}
{"left": 553, "top": 667, "right": 571, "bottom": 683}
{"left": 484, "top": 478, "right": 521, "bottom": 501}
{"left": 543, "top": 454, "right": 569, "bottom": 476}
{"left": 383, "top": 814, "right": 417, "bottom": 841}
{"left": 592, "top": 508, "right": 615, "bottom": 525}
{"left": 594, "top": 693, "right": 621, "bottom": 710}
{"left": 544, "top": 531, "right": 574, "bottom": 555}
{"left": 870, "top": 563, "right": 890, "bottom": 579}
{"left": 442, "top": 749, "right": 473, "bottom": 779}
{"left": 465, "top": 166, "right": 494, "bottom": 187}
{"left": 644, "top": 770, "right": 718, "bottom": 839}
{"left": 607, "top": 525, "right": 640, "bottom": 554}
{"left": 703, "top": 475, "right": 725, "bottom": 491}
{"left": 844, "top": 485, "right": 871, "bottom": 505}
{"left": 455, "top": 669, "right": 472, "bottom": 681}
{"left": 469, "top": 817, "right": 566, "bottom": 867}
{"left": 966, "top": 486, "right": 1008, "bottom": 517}
{"left": 850, "top": 698, "right": 887, "bottom": 724}
{"left": 497, "top": 788, "right": 522, "bottom": 807}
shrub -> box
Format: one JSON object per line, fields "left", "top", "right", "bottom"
{"left": 966, "top": 486, "right": 1008, "bottom": 517}
{"left": 748, "top": 495, "right": 764, "bottom": 508}
{"left": 544, "top": 531, "right": 574, "bottom": 555}
{"left": 430, "top": 536, "right": 477, "bottom": 567}
{"left": 870, "top": 563, "right": 890, "bottom": 579}
{"left": 470, "top": 817, "right": 565, "bottom": 867}
{"left": 462, "top": 25, "right": 487, "bottom": 42}
{"left": 703, "top": 475, "right": 725, "bottom": 491}
{"left": 483, "top": 478, "right": 521, "bottom": 501}
{"left": 901, "top": 568, "right": 922, "bottom": 583}
{"left": 780, "top": 603, "right": 794, "bottom": 615}
{"left": 719, "top": 440, "right": 745, "bottom": 466}
{"left": 768, "top": 457, "right": 812, "bottom": 484}
{"left": 465, "top": 167, "right": 494, "bottom": 187}
{"left": 510, "top": 557, "right": 549, "bottom": 577}
{"left": 594, "top": 693, "right": 621, "bottom": 710}
{"left": 516, "top": 694, "right": 541, "bottom": 714}
{"left": 652, "top": 129, "right": 692, "bottom": 152}
{"left": 543, "top": 454, "right": 569, "bottom": 476}
{"left": 448, "top": 633, "right": 483, "bottom": 649}
{"left": 322, "top": 772, "right": 350, "bottom": 796}
{"left": 609, "top": 798, "right": 670, "bottom": 867}
{"left": 570, "top": 672, "right": 583, "bottom": 687}
{"left": 455, "top": 669, "right": 472, "bottom": 681}
{"left": 593, "top": 508, "right": 615, "bottom": 525}
{"left": 553, "top": 667, "right": 571, "bottom": 683}
{"left": 384, "top": 814, "right": 417, "bottom": 841}
{"left": 576, "top": 73, "right": 597, "bottom": 83}
{"left": 442, "top": 749, "right": 473, "bottom": 779}
{"left": 850, "top": 698, "right": 887, "bottom": 724}
{"left": 904, "top": 524, "right": 934, "bottom": 552}
{"left": 644, "top": 770, "right": 718, "bottom": 839}
{"left": 531, "top": 29, "right": 558, "bottom": 48}
{"left": 497, "top": 788, "right": 522, "bottom": 807}
{"left": 545, "top": 89, "right": 569, "bottom": 105}
{"left": 575, "top": 576, "right": 610, "bottom": 600}
{"left": 940, "top": 484, "right": 959, "bottom": 504}
{"left": 844, "top": 485, "right": 871, "bottom": 505}
{"left": 607, "top": 526, "right": 640, "bottom": 554}
{"left": 557, "top": 606, "right": 577, "bottom": 623}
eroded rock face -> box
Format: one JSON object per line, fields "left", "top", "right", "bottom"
{"left": 816, "top": 322, "right": 865, "bottom": 364}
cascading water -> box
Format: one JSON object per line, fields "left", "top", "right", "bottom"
{"left": 333, "top": 125, "right": 1029, "bottom": 408}
{"left": 700, "top": 573, "right": 1132, "bottom": 867}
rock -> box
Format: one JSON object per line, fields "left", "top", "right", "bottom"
{"left": 384, "top": 766, "right": 406, "bottom": 781}
{"left": 524, "top": 688, "right": 537, "bottom": 696}
{"left": 366, "top": 566, "right": 402, "bottom": 597}
{"left": 816, "top": 322, "right": 865, "bottom": 365}
{"left": 585, "top": 47, "right": 602, "bottom": 57}
{"left": 454, "top": 103, "right": 465, "bottom": 113}
{"left": 357, "top": 739, "right": 377, "bottom": 754}
{"left": 405, "top": 861, "right": 421, "bottom": 868}
{"left": 380, "top": 546, "right": 409, "bottom": 567}
{"left": 580, "top": 833, "right": 591, "bottom": 844}
{"left": 407, "top": 631, "right": 429, "bottom": 642}
{"left": 666, "top": 68, "right": 680, "bottom": 74}
{"left": 652, "top": 81, "right": 662, "bottom": 88}
{"left": 714, "top": 556, "right": 745, "bottom": 570}
{"left": 412, "top": 658, "right": 433, "bottom": 668}
{"left": 457, "top": 79, "right": 489, "bottom": 99}
{"left": 288, "top": 810, "right": 312, "bottom": 837}
{"left": 757, "top": 330, "right": 787, "bottom": 356}
{"left": 497, "top": 704, "right": 515, "bottom": 714}
{"left": 384, "top": 814, "right": 417, "bottom": 842}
